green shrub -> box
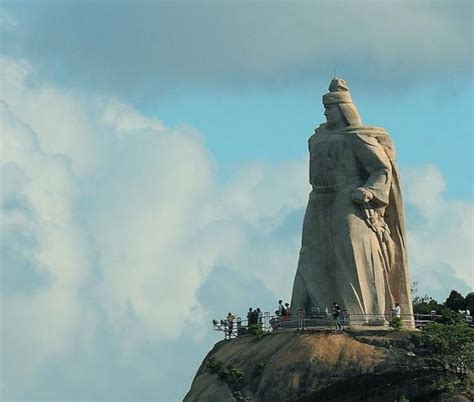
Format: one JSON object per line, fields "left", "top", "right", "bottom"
{"left": 227, "top": 365, "right": 243, "bottom": 381}
{"left": 390, "top": 317, "right": 402, "bottom": 330}
{"left": 459, "top": 377, "right": 471, "bottom": 392}
{"left": 395, "top": 396, "right": 410, "bottom": 402}
{"left": 437, "top": 381, "right": 455, "bottom": 395}
{"left": 419, "top": 322, "right": 474, "bottom": 376}
{"left": 248, "top": 324, "right": 264, "bottom": 337}
{"left": 207, "top": 357, "right": 223, "bottom": 373}
{"left": 256, "top": 361, "right": 265, "bottom": 375}
{"left": 437, "top": 309, "right": 466, "bottom": 325}
{"left": 207, "top": 358, "right": 244, "bottom": 385}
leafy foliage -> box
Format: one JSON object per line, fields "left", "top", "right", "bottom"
{"left": 395, "top": 396, "right": 410, "bottom": 402}
{"left": 256, "top": 361, "right": 265, "bottom": 375}
{"left": 436, "top": 309, "right": 467, "bottom": 325}
{"left": 207, "top": 357, "right": 244, "bottom": 385}
{"left": 390, "top": 316, "right": 402, "bottom": 329}
{"left": 412, "top": 286, "right": 472, "bottom": 316}
{"left": 412, "top": 294, "right": 445, "bottom": 315}
{"left": 465, "top": 292, "right": 474, "bottom": 315}
{"left": 445, "top": 290, "right": 466, "bottom": 312}
{"left": 207, "top": 356, "right": 223, "bottom": 373}
{"left": 225, "top": 365, "right": 243, "bottom": 382}
{"left": 417, "top": 321, "right": 474, "bottom": 376}
{"left": 247, "top": 324, "right": 264, "bottom": 337}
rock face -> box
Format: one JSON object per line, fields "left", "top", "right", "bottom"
{"left": 184, "top": 330, "right": 470, "bottom": 402}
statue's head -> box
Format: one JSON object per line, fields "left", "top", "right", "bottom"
{"left": 322, "top": 77, "right": 362, "bottom": 127}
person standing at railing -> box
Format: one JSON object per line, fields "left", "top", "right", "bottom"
{"left": 333, "top": 302, "right": 342, "bottom": 330}
{"left": 226, "top": 313, "right": 235, "bottom": 339}
{"left": 394, "top": 303, "right": 401, "bottom": 319}
{"left": 256, "top": 308, "right": 263, "bottom": 327}
{"left": 277, "top": 300, "right": 285, "bottom": 318}
{"left": 247, "top": 308, "right": 254, "bottom": 327}
{"left": 284, "top": 303, "right": 291, "bottom": 320}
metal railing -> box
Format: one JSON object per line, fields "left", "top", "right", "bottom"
{"left": 213, "top": 312, "right": 275, "bottom": 339}
{"left": 212, "top": 309, "right": 473, "bottom": 339}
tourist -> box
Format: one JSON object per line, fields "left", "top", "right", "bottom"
{"left": 332, "top": 302, "right": 342, "bottom": 330}
{"left": 285, "top": 303, "right": 291, "bottom": 320}
{"left": 256, "top": 308, "right": 263, "bottom": 327}
{"left": 251, "top": 309, "right": 258, "bottom": 326}
{"left": 226, "top": 312, "right": 235, "bottom": 339}
{"left": 278, "top": 300, "right": 284, "bottom": 317}
{"left": 247, "top": 308, "right": 254, "bottom": 326}
{"left": 394, "top": 303, "right": 401, "bottom": 319}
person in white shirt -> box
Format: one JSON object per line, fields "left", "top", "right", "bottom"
{"left": 278, "top": 300, "right": 284, "bottom": 316}
{"left": 394, "top": 303, "right": 401, "bottom": 319}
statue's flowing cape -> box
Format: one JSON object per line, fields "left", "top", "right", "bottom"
{"left": 336, "top": 124, "right": 414, "bottom": 318}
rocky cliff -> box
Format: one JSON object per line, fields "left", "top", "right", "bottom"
{"left": 184, "top": 329, "right": 472, "bottom": 402}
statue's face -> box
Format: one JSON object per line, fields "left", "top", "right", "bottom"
{"left": 324, "top": 104, "right": 346, "bottom": 127}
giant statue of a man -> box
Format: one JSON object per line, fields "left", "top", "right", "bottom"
{"left": 290, "top": 77, "right": 413, "bottom": 326}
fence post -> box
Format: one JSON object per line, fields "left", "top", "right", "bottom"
{"left": 236, "top": 316, "right": 242, "bottom": 337}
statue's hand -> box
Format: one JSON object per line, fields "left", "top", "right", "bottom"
{"left": 351, "top": 187, "right": 373, "bottom": 204}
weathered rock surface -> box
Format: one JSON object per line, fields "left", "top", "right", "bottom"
{"left": 184, "top": 330, "right": 471, "bottom": 402}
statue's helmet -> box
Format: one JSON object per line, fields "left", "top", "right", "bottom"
{"left": 322, "top": 77, "right": 362, "bottom": 126}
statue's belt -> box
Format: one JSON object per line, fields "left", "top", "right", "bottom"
{"left": 312, "top": 177, "right": 363, "bottom": 193}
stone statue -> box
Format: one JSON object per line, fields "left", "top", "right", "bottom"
{"left": 290, "top": 77, "right": 413, "bottom": 326}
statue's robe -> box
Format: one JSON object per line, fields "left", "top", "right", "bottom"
{"left": 291, "top": 124, "right": 413, "bottom": 325}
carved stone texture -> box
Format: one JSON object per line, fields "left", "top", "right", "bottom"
{"left": 290, "top": 78, "right": 413, "bottom": 326}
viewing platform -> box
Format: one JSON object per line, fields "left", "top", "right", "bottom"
{"left": 212, "top": 309, "right": 473, "bottom": 339}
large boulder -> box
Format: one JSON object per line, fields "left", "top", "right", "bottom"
{"left": 184, "top": 330, "right": 472, "bottom": 402}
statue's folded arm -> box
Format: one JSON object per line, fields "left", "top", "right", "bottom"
{"left": 353, "top": 134, "right": 392, "bottom": 206}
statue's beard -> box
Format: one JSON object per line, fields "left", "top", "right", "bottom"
{"left": 326, "top": 118, "right": 349, "bottom": 128}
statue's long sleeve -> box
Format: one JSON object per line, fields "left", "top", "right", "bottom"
{"left": 353, "top": 134, "right": 392, "bottom": 206}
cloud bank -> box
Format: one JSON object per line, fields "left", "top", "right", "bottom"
{"left": 402, "top": 164, "right": 474, "bottom": 300}
{"left": 0, "top": 57, "right": 472, "bottom": 400}
{"left": 0, "top": 57, "right": 308, "bottom": 399}
{"left": 1, "top": 1, "right": 472, "bottom": 97}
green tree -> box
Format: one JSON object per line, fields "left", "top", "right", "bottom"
{"left": 445, "top": 290, "right": 466, "bottom": 312}
{"left": 465, "top": 292, "right": 474, "bottom": 315}
{"left": 412, "top": 294, "right": 444, "bottom": 314}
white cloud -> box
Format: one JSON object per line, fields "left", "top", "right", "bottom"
{"left": 0, "top": 100, "right": 93, "bottom": 386}
{"left": 402, "top": 164, "right": 474, "bottom": 294}
{"left": 0, "top": 57, "right": 307, "bottom": 398}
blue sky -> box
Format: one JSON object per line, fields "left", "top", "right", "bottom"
{"left": 0, "top": 1, "right": 472, "bottom": 401}
{"left": 149, "top": 80, "right": 473, "bottom": 196}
